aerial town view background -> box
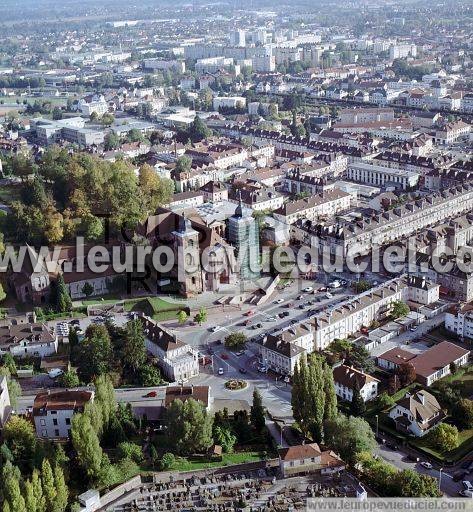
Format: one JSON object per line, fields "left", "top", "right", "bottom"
{"left": 0, "top": 0, "right": 472, "bottom": 510}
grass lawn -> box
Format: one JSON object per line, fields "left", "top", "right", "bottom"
{"left": 410, "top": 429, "right": 473, "bottom": 464}
{"left": 126, "top": 297, "right": 188, "bottom": 322}
{"left": 141, "top": 451, "right": 266, "bottom": 473}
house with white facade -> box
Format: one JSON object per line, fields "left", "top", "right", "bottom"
{"left": 346, "top": 162, "right": 420, "bottom": 190}
{"left": 0, "top": 322, "right": 58, "bottom": 358}
{"left": 278, "top": 443, "right": 345, "bottom": 477}
{"left": 141, "top": 316, "right": 199, "bottom": 382}
{"left": 333, "top": 365, "right": 380, "bottom": 403}
{"left": 259, "top": 324, "right": 314, "bottom": 375}
{"left": 33, "top": 390, "right": 94, "bottom": 440}
{"left": 78, "top": 94, "right": 109, "bottom": 117}
{"left": 388, "top": 390, "right": 444, "bottom": 437}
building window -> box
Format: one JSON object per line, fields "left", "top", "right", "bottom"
{"left": 54, "top": 429, "right": 60, "bottom": 437}
{"left": 65, "top": 418, "right": 71, "bottom": 425}
{"left": 40, "top": 419, "right": 46, "bottom": 426}
{"left": 53, "top": 419, "right": 58, "bottom": 426}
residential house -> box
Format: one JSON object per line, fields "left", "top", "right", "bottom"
{"left": 141, "top": 316, "right": 199, "bottom": 382}
{"left": 333, "top": 365, "right": 380, "bottom": 403}
{"left": 388, "top": 390, "right": 444, "bottom": 437}
{"left": 33, "top": 390, "right": 94, "bottom": 440}
{"left": 0, "top": 322, "right": 58, "bottom": 358}
{"left": 278, "top": 443, "right": 345, "bottom": 477}
{"left": 410, "top": 341, "right": 469, "bottom": 386}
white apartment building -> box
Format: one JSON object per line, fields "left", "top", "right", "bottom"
{"left": 389, "top": 44, "right": 417, "bottom": 60}
{"left": 346, "top": 162, "right": 420, "bottom": 190}
{"left": 78, "top": 94, "right": 108, "bottom": 117}
{"left": 143, "top": 59, "right": 186, "bottom": 73}
{"left": 273, "top": 188, "right": 352, "bottom": 225}
{"left": 141, "top": 316, "right": 199, "bottom": 382}
{"left": 259, "top": 324, "right": 314, "bottom": 375}
{"left": 333, "top": 365, "right": 380, "bottom": 403}
{"left": 313, "top": 276, "right": 437, "bottom": 349}
{"left": 252, "top": 55, "right": 276, "bottom": 73}
{"left": 213, "top": 96, "right": 247, "bottom": 110}
{"left": 33, "top": 390, "right": 94, "bottom": 440}
{"left": 434, "top": 121, "right": 471, "bottom": 144}
{"left": 445, "top": 302, "right": 473, "bottom": 339}
{"left": 339, "top": 108, "right": 395, "bottom": 125}
{"left": 318, "top": 182, "right": 473, "bottom": 257}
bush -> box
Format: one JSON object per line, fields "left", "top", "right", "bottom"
{"left": 117, "top": 442, "right": 143, "bottom": 463}
{"left": 160, "top": 452, "right": 175, "bottom": 470}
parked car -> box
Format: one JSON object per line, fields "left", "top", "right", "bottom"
{"left": 210, "top": 325, "right": 223, "bottom": 333}
{"left": 258, "top": 366, "right": 268, "bottom": 373}
{"left": 420, "top": 462, "right": 433, "bottom": 470}
{"left": 459, "top": 490, "right": 473, "bottom": 498}
{"left": 144, "top": 391, "right": 157, "bottom": 398}
{"left": 303, "top": 286, "right": 313, "bottom": 292}
{"left": 218, "top": 368, "right": 224, "bottom": 375}
{"left": 48, "top": 368, "right": 64, "bottom": 379}
{"left": 275, "top": 298, "right": 284, "bottom": 304}
{"left": 239, "top": 368, "right": 247, "bottom": 374}
{"left": 236, "top": 350, "right": 245, "bottom": 356}
{"left": 463, "top": 481, "right": 473, "bottom": 492}
{"left": 297, "top": 295, "right": 304, "bottom": 300}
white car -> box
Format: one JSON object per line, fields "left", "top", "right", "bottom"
{"left": 326, "top": 292, "right": 333, "bottom": 299}
{"left": 420, "top": 462, "right": 433, "bottom": 470}
{"left": 218, "top": 367, "right": 224, "bottom": 375}
{"left": 463, "top": 481, "right": 473, "bottom": 491}
{"left": 459, "top": 490, "right": 473, "bottom": 498}
{"left": 48, "top": 368, "right": 64, "bottom": 379}
{"left": 210, "top": 326, "right": 223, "bottom": 333}
{"left": 303, "top": 286, "right": 313, "bottom": 292}
{"left": 275, "top": 298, "right": 284, "bottom": 304}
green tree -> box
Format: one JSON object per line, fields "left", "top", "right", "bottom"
{"left": 225, "top": 332, "right": 247, "bottom": 350}
{"left": 138, "top": 164, "right": 174, "bottom": 213}
{"left": 52, "top": 464, "right": 68, "bottom": 512}
{"left": 1, "top": 353, "right": 16, "bottom": 375}
{"left": 104, "top": 131, "right": 120, "bottom": 150}
{"left": 81, "top": 282, "right": 94, "bottom": 298}
{"left": 324, "top": 415, "right": 376, "bottom": 465}
{"left": 194, "top": 308, "right": 207, "bottom": 325}
{"left": 74, "top": 324, "right": 112, "bottom": 382}
{"left": 3, "top": 415, "right": 36, "bottom": 460}
{"left": 350, "top": 383, "right": 366, "bottom": 417}
{"left": 354, "top": 280, "right": 371, "bottom": 293}
{"left": 177, "top": 310, "right": 188, "bottom": 324}
{"left": 174, "top": 155, "right": 193, "bottom": 175}
{"left": 139, "top": 364, "right": 162, "bottom": 387}
{"left": 250, "top": 389, "right": 266, "bottom": 433}
{"left": 427, "top": 423, "right": 459, "bottom": 452}
{"left": 71, "top": 413, "right": 103, "bottom": 481}
{"left": 122, "top": 319, "right": 147, "bottom": 375}
{"left": 213, "top": 425, "right": 237, "bottom": 453}
{"left": 189, "top": 115, "right": 211, "bottom": 142}
{"left": 101, "top": 113, "right": 115, "bottom": 127}
{"left": 40, "top": 459, "right": 55, "bottom": 512}
{"left": 395, "top": 469, "right": 441, "bottom": 497}
{"left": 53, "top": 274, "right": 72, "bottom": 313}
{"left": 166, "top": 398, "right": 213, "bottom": 455}
{"left": 453, "top": 399, "right": 473, "bottom": 429}
{"left": 117, "top": 442, "right": 143, "bottom": 463}
{"left": 3, "top": 471, "right": 26, "bottom": 512}
{"left": 0, "top": 367, "right": 21, "bottom": 408}
{"left": 58, "top": 369, "right": 80, "bottom": 388}
{"left": 390, "top": 300, "right": 410, "bottom": 319}
{"left": 376, "top": 392, "right": 395, "bottom": 410}
{"left": 31, "top": 468, "right": 46, "bottom": 512}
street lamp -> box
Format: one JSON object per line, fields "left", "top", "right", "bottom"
{"left": 375, "top": 414, "right": 379, "bottom": 437}
{"left": 439, "top": 468, "right": 443, "bottom": 490}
